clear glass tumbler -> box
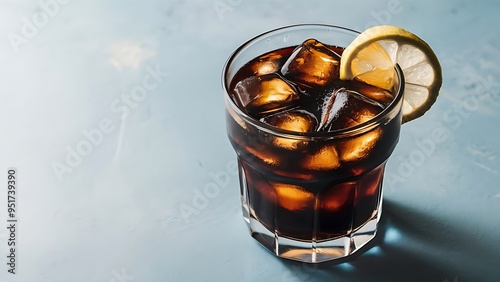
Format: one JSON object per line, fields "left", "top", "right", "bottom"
{"left": 222, "top": 24, "right": 404, "bottom": 263}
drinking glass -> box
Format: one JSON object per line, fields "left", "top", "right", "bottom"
{"left": 222, "top": 24, "right": 404, "bottom": 263}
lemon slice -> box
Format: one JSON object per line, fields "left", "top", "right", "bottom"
{"left": 340, "top": 25, "right": 442, "bottom": 123}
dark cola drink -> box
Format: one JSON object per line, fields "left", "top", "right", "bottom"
{"left": 223, "top": 26, "right": 403, "bottom": 263}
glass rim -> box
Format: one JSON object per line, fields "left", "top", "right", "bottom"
{"left": 222, "top": 24, "right": 405, "bottom": 140}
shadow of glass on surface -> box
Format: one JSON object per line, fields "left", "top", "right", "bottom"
{"left": 278, "top": 199, "right": 499, "bottom": 281}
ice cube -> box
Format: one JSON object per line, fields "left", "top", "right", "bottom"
{"left": 317, "top": 88, "right": 384, "bottom": 131}
{"left": 251, "top": 52, "right": 286, "bottom": 76}
{"left": 233, "top": 73, "right": 300, "bottom": 116}
{"left": 339, "top": 128, "right": 381, "bottom": 162}
{"left": 302, "top": 145, "right": 340, "bottom": 171}
{"left": 320, "top": 182, "right": 356, "bottom": 211}
{"left": 281, "top": 39, "right": 341, "bottom": 88}
{"left": 261, "top": 110, "right": 316, "bottom": 150}
{"left": 345, "top": 80, "right": 394, "bottom": 106}
{"left": 245, "top": 145, "right": 280, "bottom": 166}
{"left": 274, "top": 183, "right": 315, "bottom": 211}
{"left": 317, "top": 87, "right": 347, "bottom": 131}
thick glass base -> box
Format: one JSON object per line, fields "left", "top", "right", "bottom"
{"left": 238, "top": 156, "right": 384, "bottom": 263}
{"left": 244, "top": 207, "right": 380, "bottom": 263}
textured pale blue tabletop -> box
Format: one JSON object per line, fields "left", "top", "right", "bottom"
{"left": 1, "top": 0, "right": 499, "bottom": 281}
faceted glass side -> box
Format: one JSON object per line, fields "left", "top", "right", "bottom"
{"left": 238, "top": 158, "right": 385, "bottom": 263}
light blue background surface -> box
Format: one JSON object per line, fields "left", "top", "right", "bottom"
{"left": 0, "top": 0, "right": 499, "bottom": 281}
